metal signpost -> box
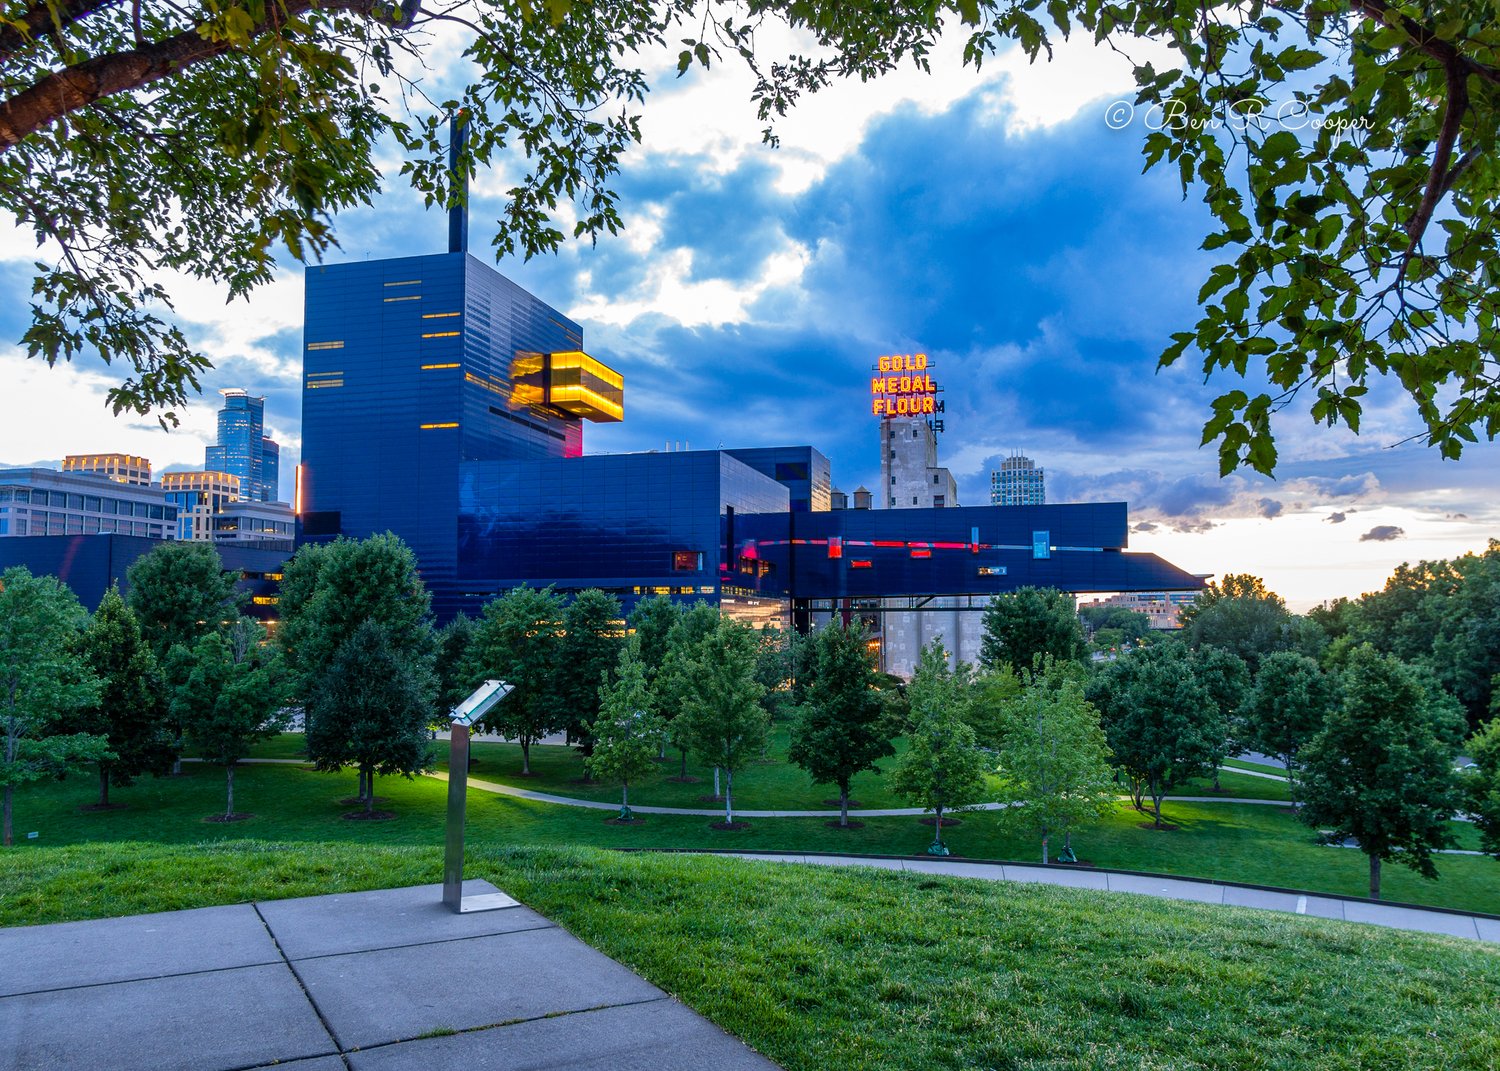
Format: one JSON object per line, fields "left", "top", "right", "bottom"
{"left": 443, "top": 679, "right": 517, "bottom": 913}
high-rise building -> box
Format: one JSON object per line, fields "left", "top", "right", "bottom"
{"left": 160, "top": 471, "right": 241, "bottom": 541}
{"left": 205, "top": 390, "right": 281, "bottom": 503}
{"left": 991, "top": 454, "right": 1045, "bottom": 506}
{"left": 61, "top": 453, "right": 152, "bottom": 486}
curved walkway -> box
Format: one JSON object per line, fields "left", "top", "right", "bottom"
{"left": 668, "top": 850, "right": 1500, "bottom": 944}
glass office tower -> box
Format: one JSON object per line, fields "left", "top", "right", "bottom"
{"left": 206, "top": 390, "right": 281, "bottom": 502}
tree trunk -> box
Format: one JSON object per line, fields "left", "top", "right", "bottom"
{"left": 1212, "top": 769, "right": 1222, "bottom": 792}
{"left": 3, "top": 784, "right": 12, "bottom": 846}
{"left": 226, "top": 764, "right": 235, "bottom": 817}
{"left": 679, "top": 747, "right": 687, "bottom": 778}
{"left": 934, "top": 803, "right": 945, "bottom": 850}
{"left": 365, "top": 767, "right": 375, "bottom": 814}
{"left": 521, "top": 739, "right": 531, "bottom": 775}
{"left": 99, "top": 764, "right": 110, "bottom": 807}
{"left": 724, "top": 768, "right": 734, "bottom": 825}
{"left": 1041, "top": 833, "right": 1049, "bottom": 865}
{"left": 713, "top": 766, "right": 721, "bottom": 798}
{"left": 839, "top": 782, "right": 849, "bottom": 828}
{"left": 622, "top": 781, "right": 629, "bottom": 812}
{"left": 1369, "top": 853, "right": 1381, "bottom": 900}
{"left": 1151, "top": 780, "right": 1164, "bottom": 828}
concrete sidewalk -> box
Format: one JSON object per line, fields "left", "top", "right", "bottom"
{"left": 711, "top": 852, "right": 1500, "bottom": 943}
{"left": 0, "top": 881, "right": 780, "bottom": 1071}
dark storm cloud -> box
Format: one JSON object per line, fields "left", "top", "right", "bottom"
{"left": 1258, "top": 498, "right": 1284, "bottom": 519}
{"left": 1360, "top": 525, "right": 1405, "bottom": 542}
{"left": 1327, "top": 511, "right": 1349, "bottom": 524}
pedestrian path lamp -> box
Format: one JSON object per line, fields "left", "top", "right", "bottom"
{"left": 443, "top": 679, "right": 515, "bottom": 913}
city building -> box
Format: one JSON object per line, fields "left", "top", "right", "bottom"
{"left": 205, "top": 389, "right": 282, "bottom": 503}
{"left": 991, "top": 454, "right": 1045, "bottom": 506}
{"left": 1081, "top": 588, "right": 1205, "bottom": 630}
{"left": 210, "top": 500, "right": 295, "bottom": 548}
{"left": 61, "top": 453, "right": 152, "bottom": 486}
{"left": 160, "top": 470, "right": 242, "bottom": 541}
{"left": 882, "top": 417, "right": 957, "bottom": 509}
{"left": 0, "top": 468, "right": 177, "bottom": 539}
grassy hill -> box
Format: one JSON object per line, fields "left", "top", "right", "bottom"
{"left": 2, "top": 842, "right": 1497, "bottom": 1071}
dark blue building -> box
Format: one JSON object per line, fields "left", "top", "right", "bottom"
{"left": 299, "top": 248, "right": 1204, "bottom": 637}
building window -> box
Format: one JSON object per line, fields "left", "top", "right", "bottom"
{"left": 1032, "top": 530, "right": 1051, "bottom": 559}
{"left": 933, "top": 474, "right": 939, "bottom": 484}
{"left": 673, "top": 550, "right": 704, "bottom": 571}
{"left": 934, "top": 496, "right": 945, "bottom": 508}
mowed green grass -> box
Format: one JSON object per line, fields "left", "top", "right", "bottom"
{"left": 242, "top": 730, "right": 1293, "bottom": 804}
{"left": 5, "top": 758, "right": 1495, "bottom": 911}
{"left": 2, "top": 842, "right": 1497, "bottom": 1071}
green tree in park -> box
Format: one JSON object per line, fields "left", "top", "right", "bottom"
{"left": 1243, "top": 652, "right": 1342, "bottom": 802}
{"left": 1086, "top": 642, "right": 1227, "bottom": 828}
{"left": 961, "top": 664, "right": 1023, "bottom": 752}
{"left": 753, "top": 624, "right": 796, "bottom": 720}
{"left": 306, "top": 620, "right": 435, "bottom": 817}
{"left": 657, "top": 602, "right": 723, "bottom": 781}
{"left": 277, "top": 535, "right": 435, "bottom": 700}
{"left": 890, "top": 641, "right": 990, "bottom": 856}
{"left": 559, "top": 588, "right": 624, "bottom": 765}
{"left": 672, "top": 616, "right": 767, "bottom": 828}
{"left": 1079, "top": 606, "right": 1152, "bottom": 648}
{"left": 991, "top": 661, "right": 1117, "bottom": 865}
{"left": 587, "top": 640, "right": 667, "bottom": 821}
{"left": 64, "top": 586, "right": 174, "bottom": 808}
{"left": 978, "top": 587, "right": 1086, "bottom": 677}
{"left": 176, "top": 622, "right": 289, "bottom": 820}
{"left": 1183, "top": 575, "right": 1310, "bottom": 672}
{"left": 468, "top": 585, "right": 565, "bottom": 775}
{"left": 1298, "top": 646, "right": 1467, "bottom": 900}
{"left": 0, "top": 567, "right": 109, "bottom": 845}
{"left": 434, "top": 612, "right": 479, "bottom": 724}
{"left": 125, "top": 541, "right": 241, "bottom": 663}
{"left": 1468, "top": 716, "right": 1500, "bottom": 861}
{"left": 787, "top": 621, "right": 895, "bottom": 828}
{"left": 1192, "top": 646, "right": 1251, "bottom": 792}
{"left": 628, "top": 595, "right": 682, "bottom": 759}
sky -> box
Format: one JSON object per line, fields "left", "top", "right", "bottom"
{"left": 1, "top": 22, "right": 1495, "bottom": 612}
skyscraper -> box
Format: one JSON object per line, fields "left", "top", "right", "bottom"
{"left": 990, "top": 454, "right": 1045, "bottom": 506}
{"left": 205, "top": 390, "right": 281, "bottom": 502}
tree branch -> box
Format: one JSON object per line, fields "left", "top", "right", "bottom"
{"left": 0, "top": 0, "right": 125, "bottom": 62}
{"left": 1403, "top": 59, "right": 1468, "bottom": 255}
{"left": 1349, "top": 0, "right": 1500, "bottom": 88}
{"left": 0, "top": 0, "right": 409, "bottom": 151}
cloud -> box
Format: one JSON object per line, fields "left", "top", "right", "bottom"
{"left": 1326, "top": 511, "right": 1350, "bottom": 524}
{"left": 1359, "top": 525, "right": 1406, "bottom": 542}
{"left": 1257, "top": 498, "right": 1284, "bottom": 520}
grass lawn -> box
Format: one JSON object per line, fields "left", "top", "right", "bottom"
{"left": 5, "top": 759, "right": 1496, "bottom": 911}
{"left": 239, "top": 730, "right": 1292, "bottom": 804}
{"left": 2, "top": 842, "right": 1497, "bottom": 1071}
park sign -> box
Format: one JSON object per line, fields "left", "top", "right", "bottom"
{"left": 871, "top": 353, "right": 942, "bottom": 418}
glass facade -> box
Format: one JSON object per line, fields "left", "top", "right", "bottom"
{"left": 0, "top": 469, "right": 177, "bottom": 540}
{"left": 725, "top": 446, "right": 831, "bottom": 512}
{"left": 206, "top": 390, "right": 281, "bottom": 503}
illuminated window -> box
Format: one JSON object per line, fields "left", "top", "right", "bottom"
{"left": 383, "top": 279, "right": 421, "bottom": 286}
{"left": 979, "top": 566, "right": 1008, "bottom": 577}
{"left": 1032, "top": 531, "right": 1051, "bottom": 560}
{"left": 306, "top": 380, "right": 344, "bottom": 389}
{"left": 421, "top": 312, "right": 461, "bottom": 319}
{"left": 420, "top": 363, "right": 461, "bottom": 370}
{"left": 419, "top": 422, "right": 460, "bottom": 430}
{"left": 252, "top": 596, "right": 279, "bottom": 606}
{"left": 673, "top": 550, "right": 703, "bottom": 571}
{"left": 384, "top": 295, "right": 421, "bottom": 302}
{"left": 421, "top": 331, "right": 461, "bottom": 339}
{"left": 306, "top": 341, "right": 344, "bottom": 351}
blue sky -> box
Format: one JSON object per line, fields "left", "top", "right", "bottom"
{"left": 0, "top": 28, "right": 1495, "bottom": 609}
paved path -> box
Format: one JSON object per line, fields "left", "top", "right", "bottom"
{"left": 0, "top": 881, "right": 779, "bottom": 1071}
{"left": 699, "top": 851, "right": 1500, "bottom": 943}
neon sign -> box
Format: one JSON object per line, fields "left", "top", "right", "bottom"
{"left": 871, "top": 353, "right": 943, "bottom": 418}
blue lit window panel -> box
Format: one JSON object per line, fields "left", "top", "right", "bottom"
{"left": 1033, "top": 531, "right": 1051, "bottom": 559}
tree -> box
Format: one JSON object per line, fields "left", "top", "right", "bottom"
{"left": 305, "top": 620, "right": 434, "bottom": 816}
{"left": 176, "top": 622, "right": 288, "bottom": 819}
{"left": 672, "top": 616, "right": 767, "bottom": 827}
{"left": 787, "top": 621, "right": 894, "bottom": 828}
{"left": 1191, "top": 645, "right": 1251, "bottom": 791}
{"left": 1183, "top": 576, "right": 1300, "bottom": 673}
{"left": 0, "top": 567, "right": 108, "bottom": 846}
{"left": 628, "top": 594, "right": 681, "bottom": 758}
{"left": 1468, "top": 717, "right": 1500, "bottom": 861}
{"left": 753, "top": 624, "right": 796, "bottom": 720}
{"left": 1079, "top": 606, "right": 1152, "bottom": 648}
{"left": 8, "top": 3, "right": 1497, "bottom": 465}
{"left": 657, "top": 602, "right": 723, "bottom": 780}
{"left": 1086, "top": 642, "right": 1227, "bottom": 828}
{"left": 558, "top": 588, "right": 624, "bottom": 765}
{"left": 1298, "top": 646, "right": 1466, "bottom": 899}
{"left": 978, "top": 587, "right": 1086, "bottom": 677}
{"left": 434, "top": 612, "right": 478, "bottom": 724}
{"left": 889, "top": 640, "right": 990, "bottom": 856}
{"left": 125, "top": 542, "right": 241, "bottom": 663}
{"left": 277, "top": 534, "right": 435, "bottom": 701}
{"left": 991, "top": 661, "right": 1117, "bottom": 864}
{"left": 64, "top": 586, "right": 174, "bottom": 807}
{"left": 1242, "top": 651, "right": 1341, "bottom": 802}
{"left": 468, "top": 585, "right": 565, "bottom": 775}
{"left": 587, "top": 639, "right": 667, "bottom": 820}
